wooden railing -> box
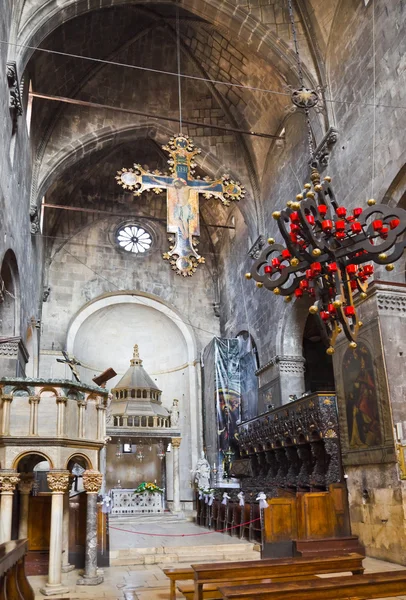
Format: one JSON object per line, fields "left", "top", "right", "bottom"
{"left": 0, "top": 540, "right": 34, "bottom": 600}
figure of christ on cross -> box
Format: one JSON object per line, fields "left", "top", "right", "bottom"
{"left": 116, "top": 134, "right": 245, "bottom": 276}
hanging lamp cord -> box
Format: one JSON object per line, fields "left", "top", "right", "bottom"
{"left": 176, "top": 5, "right": 183, "bottom": 134}
{"left": 287, "top": 0, "right": 315, "bottom": 164}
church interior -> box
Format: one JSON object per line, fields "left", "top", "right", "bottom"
{"left": 1, "top": 0, "right": 406, "bottom": 599}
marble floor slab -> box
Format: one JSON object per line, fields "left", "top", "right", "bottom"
{"left": 29, "top": 556, "right": 406, "bottom": 600}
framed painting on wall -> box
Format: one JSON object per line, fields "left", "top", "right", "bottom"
{"left": 333, "top": 318, "right": 395, "bottom": 466}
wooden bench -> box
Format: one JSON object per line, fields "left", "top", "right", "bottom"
{"left": 0, "top": 539, "right": 35, "bottom": 600}
{"left": 218, "top": 570, "right": 406, "bottom": 600}
{"left": 163, "top": 567, "right": 194, "bottom": 600}
{"left": 180, "top": 553, "right": 364, "bottom": 600}
{"left": 178, "top": 576, "right": 320, "bottom": 599}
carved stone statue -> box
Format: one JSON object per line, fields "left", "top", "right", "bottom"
{"left": 170, "top": 398, "right": 180, "bottom": 427}
{"left": 192, "top": 451, "right": 211, "bottom": 490}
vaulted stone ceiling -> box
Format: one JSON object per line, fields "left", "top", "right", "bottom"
{"left": 18, "top": 1, "right": 330, "bottom": 253}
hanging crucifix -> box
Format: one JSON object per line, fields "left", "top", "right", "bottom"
{"left": 56, "top": 351, "right": 82, "bottom": 382}
{"left": 115, "top": 134, "right": 245, "bottom": 276}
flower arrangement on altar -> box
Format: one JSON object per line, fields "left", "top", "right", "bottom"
{"left": 134, "top": 482, "right": 163, "bottom": 494}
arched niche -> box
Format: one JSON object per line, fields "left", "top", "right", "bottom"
{"left": 302, "top": 313, "right": 335, "bottom": 394}
{"left": 0, "top": 249, "right": 20, "bottom": 337}
{"left": 65, "top": 291, "right": 201, "bottom": 471}
{"left": 236, "top": 331, "right": 259, "bottom": 421}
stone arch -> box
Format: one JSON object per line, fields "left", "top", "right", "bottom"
{"left": 379, "top": 162, "right": 406, "bottom": 284}
{"left": 65, "top": 290, "right": 201, "bottom": 466}
{"left": 25, "top": 321, "right": 39, "bottom": 378}
{"left": 65, "top": 452, "right": 93, "bottom": 470}
{"left": 13, "top": 450, "right": 55, "bottom": 470}
{"left": 17, "top": 0, "right": 317, "bottom": 89}
{"left": 34, "top": 123, "right": 258, "bottom": 237}
{"left": 275, "top": 298, "right": 312, "bottom": 359}
{"left": 0, "top": 249, "right": 20, "bottom": 337}
{"left": 39, "top": 386, "right": 60, "bottom": 397}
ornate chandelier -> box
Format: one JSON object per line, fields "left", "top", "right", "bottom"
{"left": 246, "top": 169, "right": 406, "bottom": 353}
{"left": 246, "top": 0, "right": 406, "bottom": 353}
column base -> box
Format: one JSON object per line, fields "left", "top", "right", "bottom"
{"left": 40, "top": 583, "right": 70, "bottom": 596}
{"left": 61, "top": 563, "right": 75, "bottom": 573}
{"left": 77, "top": 574, "right": 104, "bottom": 586}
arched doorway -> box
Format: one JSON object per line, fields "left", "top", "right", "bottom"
{"left": 303, "top": 313, "right": 335, "bottom": 393}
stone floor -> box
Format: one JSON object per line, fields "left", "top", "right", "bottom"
{"left": 28, "top": 556, "right": 406, "bottom": 600}
{"left": 109, "top": 520, "right": 257, "bottom": 566}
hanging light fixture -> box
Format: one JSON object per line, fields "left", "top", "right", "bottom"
{"left": 116, "top": 438, "right": 122, "bottom": 459}
{"left": 246, "top": 0, "right": 406, "bottom": 354}
{"left": 157, "top": 442, "right": 165, "bottom": 461}
{"left": 137, "top": 441, "right": 145, "bottom": 462}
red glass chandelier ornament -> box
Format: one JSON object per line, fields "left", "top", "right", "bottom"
{"left": 244, "top": 0, "right": 406, "bottom": 355}
{"left": 246, "top": 169, "right": 406, "bottom": 353}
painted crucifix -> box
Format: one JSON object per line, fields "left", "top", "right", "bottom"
{"left": 115, "top": 134, "right": 245, "bottom": 276}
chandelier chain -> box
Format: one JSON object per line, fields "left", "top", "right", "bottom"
{"left": 287, "top": 0, "right": 315, "bottom": 162}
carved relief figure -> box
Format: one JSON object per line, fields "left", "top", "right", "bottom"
{"left": 343, "top": 343, "right": 381, "bottom": 449}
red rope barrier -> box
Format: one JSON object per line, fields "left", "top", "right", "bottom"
{"left": 109, "top": 517, "right": 261, "bottom": 537}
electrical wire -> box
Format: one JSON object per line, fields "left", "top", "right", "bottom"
{"left": 371, "top": 1, "right": 377, "bottom": 199}
{"left": 176, "top": 5, "right": 183, "bottom": 134}
{"left": 2, "top": 39, "right": 406, "bottom": 111}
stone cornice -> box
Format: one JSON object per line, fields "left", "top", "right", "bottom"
{"left": 0, "top": 377, "right": 108, "bottom": 396}
{"left": 255, "top": 355, "right": 305, "bottom": 376}
{"left": 0, "top": 437, "right": 104, "bottom": 450}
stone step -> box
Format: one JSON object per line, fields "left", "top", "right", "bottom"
{"left": 110, "top": 542, "right": 258, "bottom": 566}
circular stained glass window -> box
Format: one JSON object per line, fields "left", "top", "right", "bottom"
{"left": 116, "top": 224, "right": 152, "bottom": 254}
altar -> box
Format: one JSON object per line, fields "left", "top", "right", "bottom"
{"left": 110, "top": 489, "right": 164, "bottom": 515}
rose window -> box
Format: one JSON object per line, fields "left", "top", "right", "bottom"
{"left": 116, "top": 225, "right": 152, "bottom": 254}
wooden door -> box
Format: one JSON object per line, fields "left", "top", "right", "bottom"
{"left": 27, "top": 495, "right": 51, "bottom": 551}
{"left": 297, "top": 492, "right": 336, "bottom": 540}
{"left": 263, "top": 497, "right": 298, "bottom": 544}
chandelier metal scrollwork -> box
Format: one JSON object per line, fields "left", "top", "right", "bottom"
{"left": 245, "top": 0, "right": 406, "bottom": 354}
{"left": 247, "top": 169, "right": 406, "bottom": 353}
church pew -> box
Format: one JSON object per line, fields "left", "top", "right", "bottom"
{"left": 163, "top": 566, "right": 194, "bottom": 600}
{"left": 249, "top": 502, "right": 262, "bottom": 544}
{"left": 177, "top": 576, "right": 320, "bottom": 599}
{"left": 216, "top": 502, "right": 227, "bottom": 531}
{"left": 188, "top": 552, "right": 364, "bottom": 600}
{"left": 240, "top": 503, "right": 251, "bottom": 540}
{"left": 164, "top": 553, "right": 363, "bottom": 600}
{"left": 218, "top": 570, "right": 406, "bottom": 600}
{"left": 225, "top": 501, "right": 235, "bottom": 536}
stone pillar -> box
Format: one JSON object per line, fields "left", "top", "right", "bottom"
{"left": 277, "top": 356, "right": 306, "bottom": 405}
{"left": 77, "top": 470, "right": 103, "bottom": 586}
{"left": 96, "top": 403, "right": 106, "bottom": 441}
{"left": 171, "top": 437, "right": 181, "bottom": 513}
{"left": 0, "top": 395, "right": 13, "bottom": 435}
{"left": 56, "top": 397, "right": 67, "bottom": 437}
{"left": 78, "top": 400, "right": 86, "bottom": 438}
{"left": 0, "top": 470, "right": 20, "bottom": 543}
{"left": 40, "top": 471, "right": 70, "bottom": 596}
{"left": 18, "top": 477, "right": 33, "bottom": 539}
{"left": 29, "top": 396, "right": 40, "bottom": 435}
{"left": 62, "top": 489, "right": 75, "bottom": 573}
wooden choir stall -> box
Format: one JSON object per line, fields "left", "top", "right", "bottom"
{"left": 195, "top": 392, "right": 364, "bottom": 559}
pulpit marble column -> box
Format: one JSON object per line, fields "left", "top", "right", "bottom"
{"left": 171, "top": 437, "right": 181, "bottom": 513}
{"left": 40, "top": 470, "right": 70, "bottom": 596}
{"left": 0, "top": 470, "right": 20, "bottom": 543}
{"left": 62, "top": 482, "right": 75, "bottom": 573}
{"left": 18, "top": 477, "right": 33, "bottom": 539}
{"left": 77, "top": 470, "right": 103, "bottom": 586}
